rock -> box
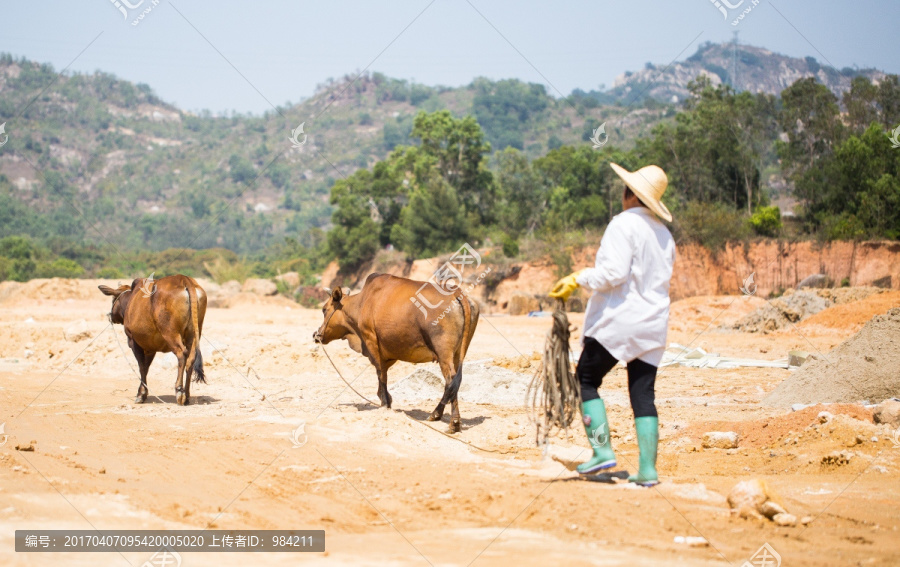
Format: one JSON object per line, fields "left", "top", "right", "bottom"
{"left": 275, "top": 272, "right": 300, "bottom": 288}
{"left": 727, "top": 478, "right": 783, "bottom": 518}
{"left": 773, "top": 513, "right": 797, "bottom": 527}
{"left": 728, "top": 479, "right": 769, "bottom": 512}
{"left": 702, "top": 431, "right": 739, "bottom": 449}
{"left": 221, "top": 280, "right": 242, "bottom": 296}
{"left": 760, "top": 500, "right": 788, "bottom": 520}
{"left": 673, "top": 536, "right": 709, "bottom": 547}
{"left": 818, "top": 411, "right": 834, "bottom": 424}
{"left": 801, "top": 516, "right": 813, "bottom": 525}
{"left": 64, "top": 320, "right": 91, "bottom": 342}
{"left": 15, "top": 443, "right": 34, "bottom": 452}
{"left": 798, "top": 274, "right": 832, "bottom": 289}
{"left": 507, "top": 293, "right": 541, "bottom": 316}
{"left": 738, "top": 505, "right": 764, "bottom": 520}
{"left": 821, "top": 450, "right": 853, "bottom": 466}
{"left": 241, "top": 278, "right": 277, "bottom": 296}
{"left": 873, "top": 400, "right": 900, "bottom": 427}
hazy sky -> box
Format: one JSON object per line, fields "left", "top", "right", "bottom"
{"left": 1, "top": 1, "right": 896, "bottom": 115}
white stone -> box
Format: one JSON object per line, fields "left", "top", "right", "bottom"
{"left": 702, "top": 431, "right": 739, "bottom": 449}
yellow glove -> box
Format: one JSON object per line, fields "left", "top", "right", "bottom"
{"left": 549, "top": 270, "right": 586, "bottom": 301}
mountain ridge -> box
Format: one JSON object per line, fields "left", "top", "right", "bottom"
{"left": 0, "top": 41, "right": 892, "bottom": 256}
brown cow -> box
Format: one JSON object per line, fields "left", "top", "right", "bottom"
{"left": 313, "top": 273, "right": 480, "bottom": 433}
{"left": 99, "top": 275, "right": 207, "bottom": 405}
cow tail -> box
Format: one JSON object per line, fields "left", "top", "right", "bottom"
{"left": 459, "top": 291, "right": 474, "bottom": 361}
{"left": 187, "top": 285, "right": 206, "bottom": 384}
{"left": 442, "top": 291, "right": 473, "bottom": 404}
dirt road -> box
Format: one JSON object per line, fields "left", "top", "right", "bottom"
{"left": 1, "top": 285, "right": 898, "bottom": 566}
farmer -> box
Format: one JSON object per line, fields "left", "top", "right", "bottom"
{"left": 549, "top": 163, "right": 675, "bottom": 486}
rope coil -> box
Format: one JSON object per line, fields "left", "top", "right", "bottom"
{"left": 527, "top": 300, "right": 582, "bottom": 448}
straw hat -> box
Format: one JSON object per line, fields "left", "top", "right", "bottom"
{"left": 609, "top": 163, "right": 672, "bottom": 222}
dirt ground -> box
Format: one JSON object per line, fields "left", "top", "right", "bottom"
{"left": 1, "top": 283, "right": 899, "bottom": 566}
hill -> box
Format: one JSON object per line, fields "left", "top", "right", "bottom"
{"left": 578, "top": 41, "right": 887, "bottom": 105}
{"left": 0, "top": 42, "right": 893, "bottom": 262}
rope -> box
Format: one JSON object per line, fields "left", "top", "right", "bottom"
{"left": 320, "top": 343, "right": 379, "bottom": 406}
{"left": 111, "top": 322, "right": 139, "bottom": 379}
{"left": 527, "top": 300, "right": 581, "bottom": 448}
{"left": 318, "top": 343, "right": 506, "bottom": 454}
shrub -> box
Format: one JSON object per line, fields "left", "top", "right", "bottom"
{"left": 674, "top": 201, "right": 750, "bottom": 250}
{"left": 97, "top": 266, "right": 124, "bottom": 279}
{"left": 748, "top": 206, "right": 783, "bottom": 237}
{"left": 36, "top": 258, "right": 84, "bottom": 278}
{"left": 501, "top": 235, "right": 519, "bottom": 258}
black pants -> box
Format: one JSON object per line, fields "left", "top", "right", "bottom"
{"left": 577, "top": 337, "right": 658, "bottom": 418}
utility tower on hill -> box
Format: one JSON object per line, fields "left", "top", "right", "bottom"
{"left": 732, "top": 31, "right": 740, "bottom": 92}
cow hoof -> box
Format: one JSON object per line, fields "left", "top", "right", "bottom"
{"left": 134, "top": 395, "right": 147, "bottom": 404}
{"left": 426, "top": 412, "right": 442, "bottom": 422}
{"left": 176, "top": 394, "right": 186, "bottom": 406}
{"left": 448, "top": 421, "right": 461, "bottom": 434}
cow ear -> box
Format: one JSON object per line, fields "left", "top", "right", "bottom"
{"left": 98, "top": 285, "right": 119, "bottom": 297}
{"left": 332, "top": 287, "right": 343, "bottom": 303}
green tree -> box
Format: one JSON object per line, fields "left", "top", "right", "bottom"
{"left": 777, "top": 77, "right": 844, "bottom": 221}
{"left": 390, "top": 177, "right": 470, "bottom": 257}
{"left": 493, "top": 148, "right": 544, "bottom": 236}
{"left": 532, "top": 145, "right": 619, "bottom": 230}
{"left": 636, "top": 77, "right": 777, "bottom": 212}
{"left": 402, "top": 110, "right": 495, "bottom": 223}
{"left": 472, "top": 78, "right": 551, "bottom": 151}
{"left": 228, "top": 154, "right": 256, "bottom": 184}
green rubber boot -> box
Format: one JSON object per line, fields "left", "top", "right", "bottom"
{"left": 576, "top": 399, "right": 617, "bottom": 475}
{"left": 628, "top": 416, "right": 659, "bottom": 486}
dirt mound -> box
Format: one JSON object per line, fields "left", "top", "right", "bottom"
{"left": 764, "top": 307, "right": 900, "bottom": 406}
{"left": 732, "top": 290, "right": 831, "bottom": 333}
{"left": 492, "top": 352, "right": 541, "bottom": 372}
{"left": 390, "top": 362, "right": 532, "bottom": 406}
{"left": 684, "top": 403, "right": 874, "bottom": 449}
{"left": 0, "top": 278, "right": 115, "bottom": 303}
{"left": 816, "top": 286, "right": 885, "bottom": 305}
{"left": 800, "top": 290, "right": 900, "bottom": 331}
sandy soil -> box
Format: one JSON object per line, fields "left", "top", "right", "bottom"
{"left": 1, "top": 285, "right": 899, "bottom": 566}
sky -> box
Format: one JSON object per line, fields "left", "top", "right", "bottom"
{"left": 1, "top": 1, "right": 897, "bottom": 115}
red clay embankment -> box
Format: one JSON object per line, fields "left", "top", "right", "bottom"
{"left": 322, "top": 240, "right": 900, "bottom": 311}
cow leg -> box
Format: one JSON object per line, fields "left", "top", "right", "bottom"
{"left": 167, "top": 338, "right": 189, "bottom": 406}
{"left": 182, "top": 336, "right": 196, "bottom": 406}
{"left": 449, "top": 367, "right": 463, "bottom": 433}
{"left": 429, "top": 359, "right": 461, "bottom": 432}
{"left": 375, "top": 360, "right": 395, "bottom": 409}
{"left": 130, "top": 342, "right": 154, "bottom": 403}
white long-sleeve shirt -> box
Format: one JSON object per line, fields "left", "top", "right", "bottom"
{"left": 576, "top": 207, "right": 676, "bottom": 366}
